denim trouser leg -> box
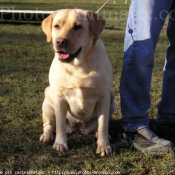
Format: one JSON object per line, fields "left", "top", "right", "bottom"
{"left": 157, "top": 2, "right": 175, "bottom": 124}
{"left": 120, "top": 0, "right": 173, "bottom": 132}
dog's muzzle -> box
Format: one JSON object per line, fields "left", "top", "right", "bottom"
{"left": 57, "top": 47, "right": 82, "bottom": 63}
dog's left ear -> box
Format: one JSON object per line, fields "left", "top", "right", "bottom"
{"left": 86, "top": 11, "right": 106, "bottom": 40}
{"left": 42, "top": 12, "right": 57, "bottom": 42}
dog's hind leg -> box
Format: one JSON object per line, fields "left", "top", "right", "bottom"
{"left": 40, "top": 97, "right": 55, "bottom": 143}
{"left": 66, "top": 118, "right": 78, "bottom": 134}
{"left": 79, "top": 118, "right": 98, "bottom": 135}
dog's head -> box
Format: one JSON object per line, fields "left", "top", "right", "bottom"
{"left": 42, "top": 9, "right": 105, "bottom": 64}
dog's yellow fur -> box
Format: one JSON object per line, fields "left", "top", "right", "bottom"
{"left": 40, "top": 9, "right": 115, "bottom": 156}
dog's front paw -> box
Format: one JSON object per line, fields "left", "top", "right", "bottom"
{"left": 53, "top": 142, "right": 69, "bottom": 152}
{"left": 96, "top": 144, "right": 112, "bottom": 156}
{"left": 40, "top": 132, "right": 54, "bottom": 142}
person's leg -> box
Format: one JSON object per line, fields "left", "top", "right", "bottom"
{"left": 120, "top": 0, "right": 173, "bottom": 132}
{"left": 156, "top": 1, "right": 175, "bottom": 136}
{"left": 120, "top": 0, "right": 174, "bottom": 153}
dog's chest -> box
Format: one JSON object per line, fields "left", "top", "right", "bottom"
{"left": 64, "top": 88, "right": 99, "bottom": 120}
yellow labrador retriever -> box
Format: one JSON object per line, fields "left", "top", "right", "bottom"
{"left": 40, "top": 9, "right": 115, "bottom": 156}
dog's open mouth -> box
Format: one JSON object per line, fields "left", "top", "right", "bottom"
{"left": 57, "top": 48, "right": 82, "bottom": 63}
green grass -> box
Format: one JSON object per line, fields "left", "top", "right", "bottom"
{"left": 0, "top": 0, "right": 175, "bottom": 174}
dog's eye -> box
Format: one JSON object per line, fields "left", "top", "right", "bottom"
{"left": 54, "top": 24, "right": 59, "bottom": 29}
{"left": 73, "top": 25, "right": 82, "bottom": 31}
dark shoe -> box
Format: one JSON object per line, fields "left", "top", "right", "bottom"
{"left": 122, "top": 127, "right": 174, "bottom": 154}
{"left": 155, "top": 122, "right": 175, "bottom": 137}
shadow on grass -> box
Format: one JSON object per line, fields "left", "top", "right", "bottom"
{"left": 0, "top": 20, "right": 41, "bottom": 25}
{"left": 105, "top": 26, "right": 123, "bottom": 31}
{"left": 150, "top": 119, "right": 175, "bottom": 145}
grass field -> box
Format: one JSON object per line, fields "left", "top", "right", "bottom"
{"left": 0, "top": 0, "right": 175, "bottom": 174}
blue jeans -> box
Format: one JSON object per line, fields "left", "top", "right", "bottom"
{"left": 120, "top": 0, "right": 175, "bottom": 132}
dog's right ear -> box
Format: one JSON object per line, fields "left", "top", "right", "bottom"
{"left": 86, "top": 11, "right": 106, "bottom": 41}
{"left": 42, "top": 12, "right": 57, "bottom": 42}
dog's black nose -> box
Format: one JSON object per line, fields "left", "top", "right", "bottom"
{"left": 56, "top": 38, "right": 68, "bottom": 48}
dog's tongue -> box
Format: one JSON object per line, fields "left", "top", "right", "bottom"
{"left": 58, "top": 53, "right": 70, "bottom": 60}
